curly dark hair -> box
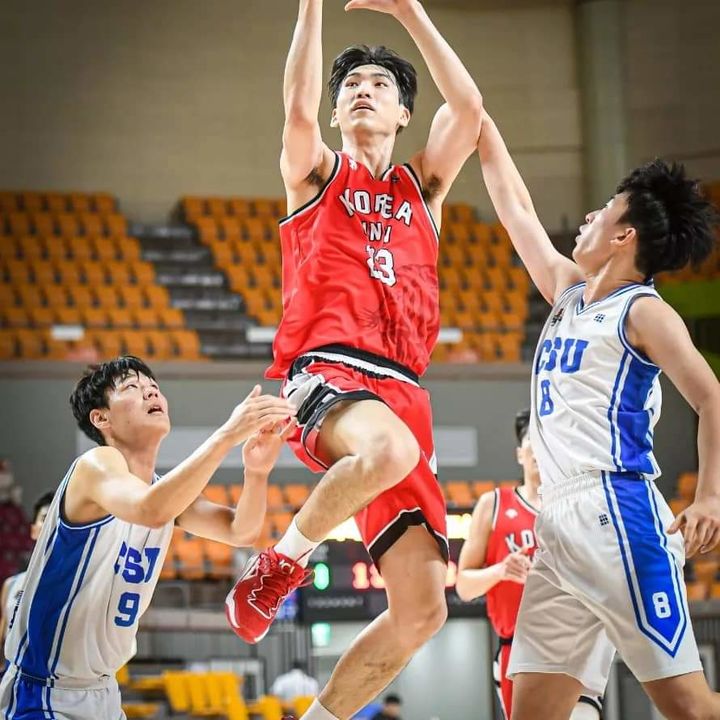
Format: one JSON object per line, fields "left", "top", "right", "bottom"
{"left": 616, "top": 159, "right": 718, "bottom": 277}
{"left": 70, "top": 356, "right": 156, "bottom": 446}
{"left": 328, "top": 44, "right": 418, "bottom": 115}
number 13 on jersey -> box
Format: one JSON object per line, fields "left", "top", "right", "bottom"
{"left": 366, "top": 246, "right": 396, "bottom": 287}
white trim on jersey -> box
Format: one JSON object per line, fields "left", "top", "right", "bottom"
{"left": 490, "top": 488, "right": 500, "bottom": 531}
{"left": 299, "top": 350, "right": 420, "bottom": 387}
{"left": 399, "top": 164, "right": 440, "bottom": 242}
{"left": 617, "top": 292, "right": 661, "bottom": 367}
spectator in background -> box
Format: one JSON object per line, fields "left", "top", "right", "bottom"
{"left": 0, "top": 491, "right": 54, "bottom": 668}
{"left": 271, "top": 659, "right": 319, "bottom": 703}
{"left": 371, "top": 694, "right": 403, "bottom": 720}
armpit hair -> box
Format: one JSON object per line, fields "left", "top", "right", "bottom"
{"left": 423, "top": 174, "right": 442, "bottom": 202}
{"left": 305, "top": 167, "right": 325, "bottom": 188}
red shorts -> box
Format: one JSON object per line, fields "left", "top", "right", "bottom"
{"left": 280, "top": 344, "right": 448, "bottom": 566}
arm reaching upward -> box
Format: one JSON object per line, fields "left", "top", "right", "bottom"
{"left": 478, "top": 112, "right": 583, "bottom": 304}
{"left": 281, "top": 0, "right": 335, "bottom": 200}
{"left": 347, "top": 0, "right": 483, "bottom": 207}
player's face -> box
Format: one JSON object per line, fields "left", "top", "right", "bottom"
{"left": 572, "top": 193, "right": 633, "bottom": 272}
{"left": 332, "top": 65, "right": 410, "bottom": 138}
{"left": 383, "top": 703, "right": 402, "bottom": 719}
{"left": 29, "top": 504, "right": 50, "bottom": 541}
{"left": 516, "top": 433, "right": 539, "bottom": 483}
{"left": 103, "top": 372, "right": 170, "bottom": 444}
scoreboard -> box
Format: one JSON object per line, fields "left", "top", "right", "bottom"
{"left": 300, "top": 513, "right": 486, "bottom": 622}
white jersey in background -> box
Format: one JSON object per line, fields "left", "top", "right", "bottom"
{"left": 2, "top": 458, "right": 172, "bottom": 695}
{"left": 530, "top": 281, "right": 662, "bottom": 485}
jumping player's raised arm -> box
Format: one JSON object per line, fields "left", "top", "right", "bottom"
{"left": 281, "top": 0, "right": 335, "bottom": 202}
{"left": 477, "top": 112, "right": 583, "bottom": 304}
{"left": 456, "top": 492, "right": 531, "bottom": 601}
{"left": 66, "top": 387, "right": 295, "bottom": 530}
{"left": 626, "top": 298, "right": 720, "bottom": 557}
{"left": 347, "top": 0, "right": 483, "bottom": 208}
{"left": 177, "top": 421, "right": 296, "bottom": 546}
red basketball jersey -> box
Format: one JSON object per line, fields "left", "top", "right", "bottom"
{"left": 485, "top": 487, "right": 539, "bottom": 638}
{"left": 266, "top": 151, "right": 440, "bottom": 379}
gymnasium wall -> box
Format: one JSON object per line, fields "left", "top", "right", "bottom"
{"left": 0, "top": 371, "right": 697, "bottom": 511}
{"left": 623, "top": 0, "right": 720, "bottom": 182}
{"left": 0, "top": 0, "right": 581, "bottom": 228}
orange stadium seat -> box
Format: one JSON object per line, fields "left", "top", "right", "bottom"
{"left": 66, "top": 236, "right": 94, "bottom": 261}
{"left": 18, "top": 236, "right": 44, "bottom": 260}
{"left": 132, "top": 308, "right": 159, "bottom": 328}
{"left": 122, "top": 330, "right": 150, "bottom": 356}
{"left": 46, "top": 194, "right": 67, "bottom": 213}
{"left": 0, "top": 284, "right": 16, "bottom": 307}
{"left": 445, "top": 481, "right": 475, "bottom": 507}
{"left": 204, "top": 540, "right": 234, "bottom": 579}
{"left": 93, "top": 193, "right": 116, "bottom": 215}
{"left": 118, "top": 237, "right": 141, "bottom": 262}
{"left": 3, "top": 307, "right": 29, "bottom": 327}
{"left": 203, "top": 485, "right": 230, "bottom": 506}
{"left": 687, "top": 581, "right": 708, "bottom": 602}
{"left": 94, "top": 286, "right": 119, "bottom": 307}
{"left": 4, "top": 259, "right": 32, "bottom": 284}
{"left": 45, "top": 237, "right": 68, "bottom": 260}
{"left": 182, "top": 197, "right": 205, "bottom": 221}
{"left": 270, "top": 511, "right": 293, "bottom": 537}
{"left": 80, "top": 213, "right": 104, "bottom": 237}
{"left": 144, "top": 285, "right": 169, "bottom": 308}
{"left": 104, "top": 213, "right": 127, "bottom": 236}
{"left": 174, "top": 530, "right": 205, "bottom": 580}
{"left": 16, "top": 329, "right": 44, "bottom": 358}
{"left": 219, "top": 217, "right": 242, "bottom": 242}
{"left": 28, "top": 307, "right": 54, "bottom": 326}
{"left": 171, "top": 330, "right": 202, "bottom": 359}
{"left": 56, "top": 260, "right": 81, "bottom": 286}
{"left": 472, "top": 481, "right": 496, "bottom": 498}
{"left": 0, "top": 330, "right": 16, "bottom": 359}
{"left": 160, "top": 544, "right": 178, "bottom": 581}
{"left": 16, "top": 284, "right": 43, "bottom": 308}
{"left": 131, "top": 261, "right": 155, "bottom": 285}
{"left": 265, "top": 485, "right": 286, "bottom": 512}
{"left": 55, "top": 306, "right": 82, "bottom": 325}
{"left": 8, "top": 213, "right": 30, "bottom": 236}
{"left": 0, "top": 193, "right": 17, "bottom": 213}
{"left": 32, "top": 212, "right": 55, "bottom": 236}
{"left": 228, "top": 198, "right": 251, "bottom": 217}
{"left": 677, "top": 472, "right": 698, "bottom": 500}
{"left": 57, "top": 213, "right": 80, "bottom": 238}
{"left": 145, "top": 330, "right": 173, "bottom": 360}
{"left": 31, "top": 260, "right": 57, "bottom": 285}
{"left": 284, "top": 484, "right": 310, "bottom": 508}
{"left": 91, "top": 330, "right": 123, "bottom": 358}
{"left": 83, "top": 307, "right": 109, "bottom": 328}
{"left": 70, "top": 193, "right": 91, "bottom": 213}
{"left": 93, "top": 237, "right": 118, "bottom": 262}
{"left": 82, "top": 261, "right": 107, "bottom": 286}
{"left": 159, "top": 307, "right": 184, "bottom": 329}
{"left": 68, "top": 285, "right": 94, "bottom": 309}
{"left": 118, "top": 285, "right": 145, "bottom": 309}
{"left": 106, "top": 261, "right": 132, "bottom": 286}
{"left": 207, "top": 197, "right": 230, "bottom": 218}
{"left": 109, "top": 308, "right": 134, "bottom": 328}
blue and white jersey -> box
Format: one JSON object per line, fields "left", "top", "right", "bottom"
{"left": 3, "top": 572, "right": 26, "bottom": 635}
{"left": 4, "top": 458, "right": 172, "bottom": 685}
{"left": 530, "top": 281, "right": 662, "bottom": 485}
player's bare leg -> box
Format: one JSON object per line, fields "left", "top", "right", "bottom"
{"left": 643, "top": 671, "right": 720, "bottom": 720}
{"left": 511, "top": 673, "right": 583, "bottom": 720}
{"left": 295, "top": 399, "right": 420, "bottom": 541}
{"left": 305, "top": 526, "right": 447, "bottom": 719}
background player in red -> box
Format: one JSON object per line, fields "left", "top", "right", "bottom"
{"left": 225, "top": 1, "right": 483, "bottom": 718}
{"left": 457, "top": 410, "right": 603, "bottom": 720}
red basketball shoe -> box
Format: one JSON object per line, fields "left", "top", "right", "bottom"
{"left": 225, "top": 547, "right": 313, "bottom": 643}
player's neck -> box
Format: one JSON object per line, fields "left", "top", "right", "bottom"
{"left": 582, "top": 261, "right": 645, "bottom": 306}
{"left": 113, "top": 441, "right": 159, "bottom": 484}
{"left": 518, "top": 479, "right": 541, "bottom": 509}
{"left": 341, "top": 133, "right": 396, "bottom": 179}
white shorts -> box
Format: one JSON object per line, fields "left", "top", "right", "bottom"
{"left": 0, "top": 666, "right": 126, "bottom": 720}
{"left": 507, "top": 472, "right": 702, "bottom": 695}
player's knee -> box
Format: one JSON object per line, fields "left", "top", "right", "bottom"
{"left": 360, "top": 431, "right": 420, "bottom": 491}
{"left": 393, "top": 596, "right": 447, "bottom": 651}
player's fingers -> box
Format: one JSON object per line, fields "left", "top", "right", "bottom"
{"left": 280, "top": 419, "right": 298, "bottom": 440}
{"left": 696, "top": 520, "right": 715, "bottom": 554}
{"left": 519, "top": 544, "right": 534, "bottom": 555}
{"left": 250, "top": 396, "right": 296, "bottom": 412}
{"left": 344, "top": 0, "right": 369, "bottom": 10}
{"left": 667, "top": 512, "right": 685, "bottom": 535}
{"left": 700, "top": 526, "right": 720, "bottom": 554}
{"left": 684, "top": 519, "right": 701, "bottom": 558}
{"left": 243, "top": 384, "right": 261, "bottom": 400}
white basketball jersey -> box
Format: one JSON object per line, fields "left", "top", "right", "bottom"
{"left": 4, "top": 458, "right": 173, "bottom": 684}
{"left": 530, "top": 281, "right": 662, "bottom": 485}
{"left": 4, "top": 572, "right": 26, "bottom": 632}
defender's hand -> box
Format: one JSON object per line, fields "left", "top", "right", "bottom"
{"left": 668, "top": 496, "right": 720, "bottom": 558}
{"left": 242, "top": 421, "right": 297, "bottom": 477}
{"left": 220, "top": 386, "right": 296, "bottom": 446}
{"left": 500, "top": 545, "right": 533, "bottom": 585}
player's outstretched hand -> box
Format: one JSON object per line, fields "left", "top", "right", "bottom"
{"left": 344, "top": 0, "right": 418, "bottom": 17}
{"left": 242, "top": 420, "right": 297, "bottom": 477}
{"left": 668, "top": 496, "right": 720, "bottom": 558}
{"left": 500, "top": 545, "right": 533, "bottom": 585}
{"left": 220, "top": 386, "right": 296, "bottom": 446}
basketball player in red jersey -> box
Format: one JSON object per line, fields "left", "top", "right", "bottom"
{"left": 457, "top": 410, "right": 603, "bottom": 720}
{"left": 225, "top": 1, "right": 483, "bottom": 718}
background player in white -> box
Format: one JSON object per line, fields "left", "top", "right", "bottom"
{"left": 0, "top": 356, "right": 294, "bottom": 719}
{"left": 0, "top": 492, "right": 53, "bottom": 668}
{"left": 476, "top": 111, "right": 720, "bottom": 720}
{"left": 457, "top": 410, "right": 601, "bottom": 720}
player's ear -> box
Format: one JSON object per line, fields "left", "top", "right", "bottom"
{"left": 515, "top": 447, "right": 523, "bottom": 466}
{"left": 330, "top": 107, "right": 339, "bottom": 128}
{"left": 613, "top": 225, "right": 636, "bottom": 248}
{"left": 89, "top": 408, "right": 110, "bottom": 435}
{"left": 398, "top": 106, "right": 410, "bottom": 130}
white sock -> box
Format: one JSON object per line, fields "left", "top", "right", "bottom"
{"left": 301, "top": 699, "right": 340, "bottom": 720}
{"left": 274, "top": 517, "right": 319, "bottom": 567}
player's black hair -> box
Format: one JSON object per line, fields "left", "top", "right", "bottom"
{"left": 328, "top": 45, "right": 418, "bottom": 116}
{"left": 616, "top": 159, "right": 718, "bottom": 277}
{"left": 70, "top": 356, "right": 156, "bottom": 446}
{"left": 32, "top": 491, "right": 54, "bottom": 523}
{"left": 515, "top": 409, "right": 531, "bottom": 446}
{"left": 384, "top": 694, "right": 402, "bottom": 706}
{"left": 291, "top": 659, "right": 308, "bottom": 672}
